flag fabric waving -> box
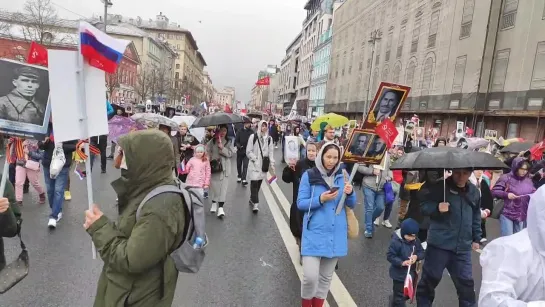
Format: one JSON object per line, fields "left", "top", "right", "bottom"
{"left": 27, "top": 41, "right": 48, "bottom": 66}
{"left": 375, "top": 118, "right": 398, "bottom": 149}
{"left": 255, "top": 76, "right": 270, "bottom": 86}
{"left": 78, "top": 21, "right": 130, "bottom": 73}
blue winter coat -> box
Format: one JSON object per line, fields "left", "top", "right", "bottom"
{"left": 387, "top": 230, "right": 425, "bottom": 281}
{"left": 297, "top": 167, "right": 357, "bottom": 258}
{"left": 421, "top": 178, "right": 482, "bottom": 252}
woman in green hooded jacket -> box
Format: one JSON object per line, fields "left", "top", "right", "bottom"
{"left": 0, "top": 176, "right": 21, "bottom": 270}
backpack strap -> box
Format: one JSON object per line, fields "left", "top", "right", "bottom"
{"left": 136, "top": 185, "right": 185, "bottom": 221}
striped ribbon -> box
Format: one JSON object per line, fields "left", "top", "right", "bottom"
{"left": 6, "top": 137, "right": 24, "bottom": 163}
{"left": 75, "top": 139, "right": 101, "bottom": 160}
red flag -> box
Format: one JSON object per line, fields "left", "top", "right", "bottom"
{"left": 374, "top": 118, "right": 398, "bottom": 149}
{"left": 224, "top": 104, "right": 232, "bottom": 113}
{"left": 529, "top": 141, "right": 545, "bottom": 161}
{"left": 403, "top": 268, "right": 415, "bottom": 300}
{"left": 27, "top": 41, "right": 48, "bottom": 66}
{"left": 255, "top": 76, "right": 270, "bottom": 86}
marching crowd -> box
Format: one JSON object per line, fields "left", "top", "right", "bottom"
{"left": 1, "top": 111, "right": 545, "bottom": 307}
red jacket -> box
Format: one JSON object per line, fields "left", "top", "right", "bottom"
{"left": 392, "top": 170, "right": 403, "bottom": 185}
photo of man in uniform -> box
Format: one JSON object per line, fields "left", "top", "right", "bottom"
{"left": 366, "top": 136, "right": 387, "bottom": 159}
{"left": 371, "top": 89, "right": 403, "bottom": 122}
{"left": 0, "top": 66, "right": 46, "bottom": 125}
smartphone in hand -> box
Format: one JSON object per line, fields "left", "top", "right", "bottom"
{"left": 329, "top": 186, "right": 340, "bottom": 193}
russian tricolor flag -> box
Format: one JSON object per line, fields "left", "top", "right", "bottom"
{"left": 78, "top": 21, "right": 130, "bottom": 74}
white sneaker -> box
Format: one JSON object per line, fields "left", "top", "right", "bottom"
{"left": 210, "top": 202, "right": 218, "bottom": 213}
{"left": 237, "top": 178, "right": 242, "bottom": 182}
{"left": 374, "top": 218, "right": 380, "bottom": 226}
{"left": 48, "top": 218, "right": 57, "bottom": 229}
{"left": 252, "top": 203, "right": 259, "bottom": 213}
{"left": 421, "top": 241, "right": 428, "bottom": 250}
{"left": 480, "top": 238, "right": 488, "bottom": 243}
{"left": 57, "top": 212, "right": 63, "bottom": 222}
{"left": 217, "top": 207, "right": 225, "bottom": 218}
{"left": 382, "top": 220, "right": 393, "bottom": 228}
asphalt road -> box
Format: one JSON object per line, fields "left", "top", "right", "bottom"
{"left": 0, "top": 148, "right": 501, "bottom": 306}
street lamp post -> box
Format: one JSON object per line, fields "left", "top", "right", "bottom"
{"left": 363, "top": 30, "right": 381, "bottom": 119}
{"left": 100, "top": 0, "right": 113, "bottom": 33}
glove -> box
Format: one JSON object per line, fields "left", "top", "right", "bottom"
{"left": 481, "top": 209, "right": 490, "bottom": 219}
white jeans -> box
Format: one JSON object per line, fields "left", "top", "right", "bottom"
{"left": 301, "top": 256, "right": 338, "bottom": 299}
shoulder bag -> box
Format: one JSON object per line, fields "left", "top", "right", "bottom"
{"left": 210, "top": 140, "right": 223, "bottom": 174}
{"left": 0, "top": 221, "right": 29, "bottom": 294}
{"left": 491, "top": 181, "right": 509, "bottom": 220}
{"left": 255, "top": 134, "right": 271, "bottom": 172}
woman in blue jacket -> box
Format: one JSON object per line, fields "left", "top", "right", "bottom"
{"left": 297, "top": 142, "right": 356, "bottom": 307}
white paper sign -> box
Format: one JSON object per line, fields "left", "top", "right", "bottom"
{"left": 284, "top": 135, "right": 300, "bottom": 162}
{"left": 48, "top": 50, "right": 108, "bottom": 142}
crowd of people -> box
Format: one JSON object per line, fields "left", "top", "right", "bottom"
{"left": 1, "top": 109, "right": 545, "bottom": 306}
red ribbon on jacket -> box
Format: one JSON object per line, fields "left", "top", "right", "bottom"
{"left": 75, "top": 140, "right": 101, "bottom": 160}
{"left": 6, "top": 137, "right": 24, "bottom": 163}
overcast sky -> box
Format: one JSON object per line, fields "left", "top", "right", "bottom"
{"left": 4, "top": 0, "right": 306, "bottom": 103}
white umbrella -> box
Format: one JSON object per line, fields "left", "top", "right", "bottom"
{"left": 171, "top": 115, "right": 205, "bottom": 142}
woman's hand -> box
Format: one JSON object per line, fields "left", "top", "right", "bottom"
{"left": 507, "top": 193, "right": 518, "bottom": 200}
{"left": 217, "top": 142, "right": 224, "bottom": 150}
{"left": 320, "top": 190, "right": 338, "bottom": 203}
{"left": 0, "top": 198, "right": 9, "bottom": 213}
{"left": 83, "top": 205, "right": 104, "bottom": 230}
{"left": 344, "top": 184, "right": 353, "bottom": 195}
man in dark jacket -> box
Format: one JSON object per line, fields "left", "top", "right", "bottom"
{"left": 416, "top": 169, "right": 482, "bottom": 307}
{"left": 235, "top": 119, "right": 253, "bottom": 185}
{"left": 90, "top": 135, "right": 108, "bottom": 173}
{"left": 269, "top": 119, "right": 279, "bottom": 147}
{"left": 0, "top": 176, "right": 21, "bottom": 270}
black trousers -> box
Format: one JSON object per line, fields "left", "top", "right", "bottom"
{"left": 0, "top": 238, "right": 5, "bottom": 271}
{"left": 250, "top": 180, "right": 263, "bottom": 204}
{"left": 390, "top": 280, "right": 408, "bottom": 307}
{"left": 236, "top": 154, "right": 249, "bottom": 180}
{"left": 481, "top": 219, "right": 487, "bottom": 238}
{"left": 91, "top": 135, "right": 108, "bottom": 171}
{"left": 9, "top": 163, "right": 28, "bottom": 191}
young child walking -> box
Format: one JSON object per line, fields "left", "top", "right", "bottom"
{"left": 387, "top": 218, "right": 425, "bottom": 307}
{"left": 185, "top": 144, "right": 211, "bottom": 196}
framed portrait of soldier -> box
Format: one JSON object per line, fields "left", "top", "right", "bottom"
{"left": 125, "top": 104, "right": 133, "bottom": 114}
{"left": 0, "top": 59, "right": 51, "bottom": 140}
{"left": 363, "top": 82, "right": 411, "bottom": 130}
{"left": 342, "top": 129, "right": 377, "bottom": 164}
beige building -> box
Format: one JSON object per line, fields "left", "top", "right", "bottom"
{"left": 117, "top": 13, "right": 207, "bottom": 105}
{"left": 202, "top": 71, "right": 215, "bottom": 103}
{"left": 267, "top": 72, "right": 282, "bottom": 114}
{"left": 326, "top": 0, "right": 545, "bottom": 140}
{"left": 250, "top": 84, "right": 268, "bottom": 111}
{"left": 214, "top": 87, "right": 235, "bottom": 109}
{"left": 279, "top": 33, "right": 303, "bottom": 115}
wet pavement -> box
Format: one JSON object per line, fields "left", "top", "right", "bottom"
{"left": 0, "top": 148, "right": 500, "bottom": 306}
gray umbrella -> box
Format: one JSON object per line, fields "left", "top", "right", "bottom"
{"left": 500, "top": 141, "right": 535, "bottom": 154}
{"left": 131, "top": 113, "right": 179, "bottom": 131}
{"left": 391, "top": 146, "right": 509, "bottom": 170}
{"left": 191, "top": 112, "right": 244, "bottom": 128}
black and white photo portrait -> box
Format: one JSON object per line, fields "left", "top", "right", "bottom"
{"left": 0, "top": 59, "right": 50, "bottom": 139}
{"left": 348, "top": 132, "right": 372, "bottom": 157}
{"left": 370, "top": 88, "right": 404, "bottom": 123}
{"left": 365, "top": 135, "right": 387, "bottom": 160}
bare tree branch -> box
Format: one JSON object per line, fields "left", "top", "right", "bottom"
{"left": 135, "top": 64, "right": 153, "bottom": 103}
{"left": 106, "top": 71, "right": 120, "bottom": 101}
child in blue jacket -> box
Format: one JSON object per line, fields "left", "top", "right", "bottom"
{"left": 386, "top": 218, "right": 425, "bottom": 307}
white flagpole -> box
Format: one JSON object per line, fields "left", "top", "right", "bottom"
{"left": 77, "top": 25, "right": 97, "bottom": 259}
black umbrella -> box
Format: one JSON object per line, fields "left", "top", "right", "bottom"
{"left": 500, "top": 141, "right": 535, "bottom": 154}
{"left": 391, "top": 146, "right": 509, "bottom": 170}
{"left": 191, "top": 112, "right": 244, "bottom": 128}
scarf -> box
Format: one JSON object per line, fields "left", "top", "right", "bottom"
{"left": 75, "top": 139, "right": 101, "bottom": 160}
{"left": 6, "top": 137, "right": 24, "bottom": 163}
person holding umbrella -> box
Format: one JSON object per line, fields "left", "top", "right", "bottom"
{"left": 206, "top": 124, "right": 235, "bottom": 218}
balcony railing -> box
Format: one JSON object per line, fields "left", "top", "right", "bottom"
{"left": 501, "top": 11, "right": 516, "bottom": 30}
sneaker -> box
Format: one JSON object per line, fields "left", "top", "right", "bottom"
{"left": 57, "top": 212, "right": 63, "bottom": 222}
{"left": 237, "top": 177, "right": 242, "bottom": 183}
{"left": 252, "top": 203, "right": 259, "bottom": 213}
{"left": 480, "top": 238, "right": 488, "bottom": 243}
{"left": 107, "top": 155, "right": 114, "bottom": 160}
{"left": 242, "top": 180, "right": 248, "bottom": 186}
{"left": 275, "top": 145, "right": 278, "bottom": 149}
{"left": 382, "top": 220, "right": 393, "bottom": 229}
{"left": 217, "top": 207, "right": 225, "bottom": 218}
{"left": 210, "top": 202, "right": 218, "bottom": 213}
{"left": 374, "top": 218, "right": 380, "bottom": 226}
{"left": 364, "top": 231, "right": 373, "bottom": 238}
{"left": 64, "top": 191, "right": 72, "bottom": 201}
{"left": 101, "top": 169, "right": 106, "bottom": 174}
{"left": 16, "top": 201, "right": 23, "bottom": 206}
{"left": 48, "top": 218, "right": 57, "bottom": 229}
{"left": 38, "top": 193, "right": 46, "bottom": 204}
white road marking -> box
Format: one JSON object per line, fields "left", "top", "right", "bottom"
{"left": 264, "top": 181, "right": 357, "bottom": 307}
{"left": 259, "top": 257, "right": 274, "bottom": 268}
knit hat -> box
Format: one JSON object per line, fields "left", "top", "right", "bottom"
{"left": 400, "top": 218, "right": 419, "bottom": 237}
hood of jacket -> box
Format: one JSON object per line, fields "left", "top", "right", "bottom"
{"left": 511, "top": 157, "right": 530, "bottom": 179}
{"left": 315, "top": 142, "right": 342, "bottom": 177}
{"left": 113, "top": 129, "right": 175, "bottom": 202}
{"left": 528, "top": 186, "right": 545, "bottom": 257}
{"left": 257, "top": 120, "right": 269, "bottom": 138}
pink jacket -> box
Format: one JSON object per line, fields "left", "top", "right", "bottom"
{"left": 185, "top": 157, "right": 211, "bottom": 188}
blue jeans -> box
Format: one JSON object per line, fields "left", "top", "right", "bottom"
{"left": 416, "top": 245, "right": 476, "bottom": 307}
{"left": 43, "top": 166, "right": 69, "bottom": 219}
{"left": 499, "top": 214, "right": 525, "bottom": 237}
{"left": 363, "top": 187, "right": 385, "bottom": 233}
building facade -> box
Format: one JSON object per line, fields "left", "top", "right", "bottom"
{"left": 279, "top": 33, "right": 303, "bottom": 115}
{"left": 214, "top": 87, "right": 235, "bottom": 109}
{"left": 325, "top": 0, "right": 545, "bottom": 141}
{"left": 202, "top": 71, "right": 215, "bottom": 103}
{"left": 267, "top": 72, "right": 282, "bottom": 114}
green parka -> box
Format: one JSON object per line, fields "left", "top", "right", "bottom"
{"left": 0, "top": 176, "right": 21, "bottom": 269}
{"left": 87, "top": 130, "right": 187, "bottom": 307}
